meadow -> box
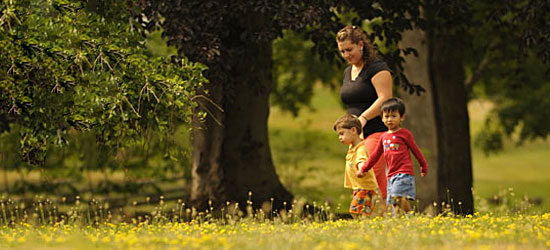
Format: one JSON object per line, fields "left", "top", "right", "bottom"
{"left": 1, "top": 213, "right": 550, "bottom": 249}
{"left": 1, "top": 85, "right": 550, "bottom": 249}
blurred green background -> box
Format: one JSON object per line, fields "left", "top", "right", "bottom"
{"left": 268, "top": 84, "right": 550, "bottom": 213}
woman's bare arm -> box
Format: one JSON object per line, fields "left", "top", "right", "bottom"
{"left": 359, "top": 70, "right": 392, "bottom": 123}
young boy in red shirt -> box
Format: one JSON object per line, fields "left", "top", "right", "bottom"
{"left": 356, "top": 97, "right": 427, "bottom": 216}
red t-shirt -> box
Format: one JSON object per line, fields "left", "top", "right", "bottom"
{"left": 360, "top": 128, "right": 428, "bottom": 178}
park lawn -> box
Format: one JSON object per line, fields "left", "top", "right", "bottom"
{"left": 469, "top": 100, "right": 550, "bottom": 211}
{"left": 472, "top": 141, "right": 550, "bottom": 211}
{"left": 269, "top": 84, "right": 550, "bottom": 213}
{"left": 1, "top": 83, "right": 549, "bottom": 250}
{"left": 2, "top": 214, "right": 550, "bottom": 249}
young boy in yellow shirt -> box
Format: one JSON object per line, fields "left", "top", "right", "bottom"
{"left": 334, "top": 114, "right": 379, "bottom": 217}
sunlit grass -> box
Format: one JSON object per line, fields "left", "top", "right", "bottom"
{"left": 473, "top": 141, "right": 550, "bottom": 211}
{"left": 1, "top": 211, "right": 549, "bottom": 249}
{"left": 469, "top": 100, "right": 550, "bottom": 211}
{"left": 1, "top": 83, "right": 549, "bottom": 249}
{"left": 0, "top": 174, "right": 547, "bottom": 249}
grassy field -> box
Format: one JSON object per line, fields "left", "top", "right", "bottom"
{"left": 2, "top": 213, "right": 549, "bottom": 249}
{"left": 1, "top": 85, "right": 549, "bottom": 249}
{"left": 269, "top": 85, "right": 550, "bottom": 212}
{"left": 468, "top": 100, "right": 550, "bottom": 211}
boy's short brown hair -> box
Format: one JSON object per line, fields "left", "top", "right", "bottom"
{"left": 333, "top": 113, "right": 362, "bottom": 133}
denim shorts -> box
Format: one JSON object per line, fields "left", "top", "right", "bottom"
{"left": 387, "top": 173, "right": 416, "bottom": 205}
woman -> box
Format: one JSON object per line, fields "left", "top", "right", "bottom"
{"left": 336, "top": 25, "right": 392, "bottom": 202}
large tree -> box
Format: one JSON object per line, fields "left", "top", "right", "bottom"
{"left": 139, "top": 0, "right": 549, "bottom": 213}
{"left": 138, "top": 1, "right": 426, "bottom": 211}
{"left": 424, "top": 0, "right": 474, "bottom": 214}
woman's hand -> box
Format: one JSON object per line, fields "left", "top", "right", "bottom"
{"left": 359, "top": 115, "right": 367, "bottom": 127}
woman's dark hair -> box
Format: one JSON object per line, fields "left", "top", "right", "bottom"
{"left": 336, "top": 25, "right": 377, "bottom": 65}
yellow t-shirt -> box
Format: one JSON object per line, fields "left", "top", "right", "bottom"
{"left": 344, "top": 142, "right": 379, "bottom": 190}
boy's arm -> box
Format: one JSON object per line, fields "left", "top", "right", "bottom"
{"left": 354, "top": 146, "right": 368, "bottom": 176}
{"left": 404, "top": 130, "right": 428, "bottom": 175}
{"left": 355, "top": 146, "right": 368, "bottom": 170}
{"left": 357, "top": 137, "right": 383, "bottom": 174}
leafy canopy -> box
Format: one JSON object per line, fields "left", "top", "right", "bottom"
{"left": 465, "top": 0, "right": 550, "bottom": 154}
{"left": 138, "top": 0, "right": 426, "bottom": 117}
{"left": 0, "top": 0, "right": 206, "bottom": 165}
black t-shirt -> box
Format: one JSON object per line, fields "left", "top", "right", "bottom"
{"left": 340, "top": 60, "right": 392, "bottom": 137}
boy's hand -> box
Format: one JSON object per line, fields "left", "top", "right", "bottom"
{"left": 356, "top": 170, "right": 365, "bottom": 178}
{"left": 421, "top": 172, "right": 426, "bottom": 177}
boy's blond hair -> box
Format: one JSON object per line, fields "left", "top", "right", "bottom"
{"left": 333, "top": 114, "right": 361, "bottom": 132}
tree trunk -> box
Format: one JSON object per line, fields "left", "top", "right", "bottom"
{"left": 428, "top": 33, "right": 474, "bottom": 215}
{"left": 190, "top": 14, "right": 293, "bottom": 212}
{"left": 398, "top": 27, "right": 439, "bottom": 213}
{"left": 399, "top": 24, "right": 474, "bottom": 215}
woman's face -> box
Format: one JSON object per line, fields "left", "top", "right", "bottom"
{"left": 337, "top": 40, "right": 363, "bottom": 66}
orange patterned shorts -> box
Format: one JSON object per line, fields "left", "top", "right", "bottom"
{"left": 350, "top": 189, "right": 375, "bottom": 216}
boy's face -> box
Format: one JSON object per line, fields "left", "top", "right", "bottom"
{"left": 382, "top": 110, "right": 405, "bottom": 131}
{"left": 336, "top": 126, "right": 358, "bottom": 145}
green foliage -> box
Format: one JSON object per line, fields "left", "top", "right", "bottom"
{"left": 465, "top": 0, "right": 550, "bottom": 154}
{"left": 270, "top": 9, "right": 424, "bottom": 117}
{"left": 0, "top": 0, "right": 205, "bottom": 168}
{"left": 139, "top": 0, "right": 426, "bottom": 101}
{"left": 145, "top": 30, "right": 178, "bottom": 58}
{"left": 344, "top": 0, "right": 425, "bottom": 95}
{"left": 271, "top": 31, "right": 341, "bottom": 116}
{"left": 0, "top": 125, "right": 25, "bottom": 172}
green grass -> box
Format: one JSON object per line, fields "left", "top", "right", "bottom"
{"left": 469, "top": 100, "right": 550, "bottom": 211}
{"left": 269, "top": 84, "right": 550, "bottom": 212}
{"left": 1, "top": 84, "right": 549, "bottom": 249}
{"left": 2, "top": 214, "right": 550, "bottom": 249}
{"left": 472, "top": 141, "right": 550, "bottom": 211}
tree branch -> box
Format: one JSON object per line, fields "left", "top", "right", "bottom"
{"left": 464, "top": 53, "right": 490, "bottom": 94}
{"left": 464, "top": 41, "right": 498, "bottom": 94}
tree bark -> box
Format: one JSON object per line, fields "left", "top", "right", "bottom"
{"left": 190, "top": 14, "right": 293, "bottom": 212}
{"left": 428, "top": 33, "right": 474, "bottom": 215}
{"left": 398, "top": 27, "right": 439, "bottom": 213}
{"left": 399, "top": 24, "right": 474, "bottom": 215}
